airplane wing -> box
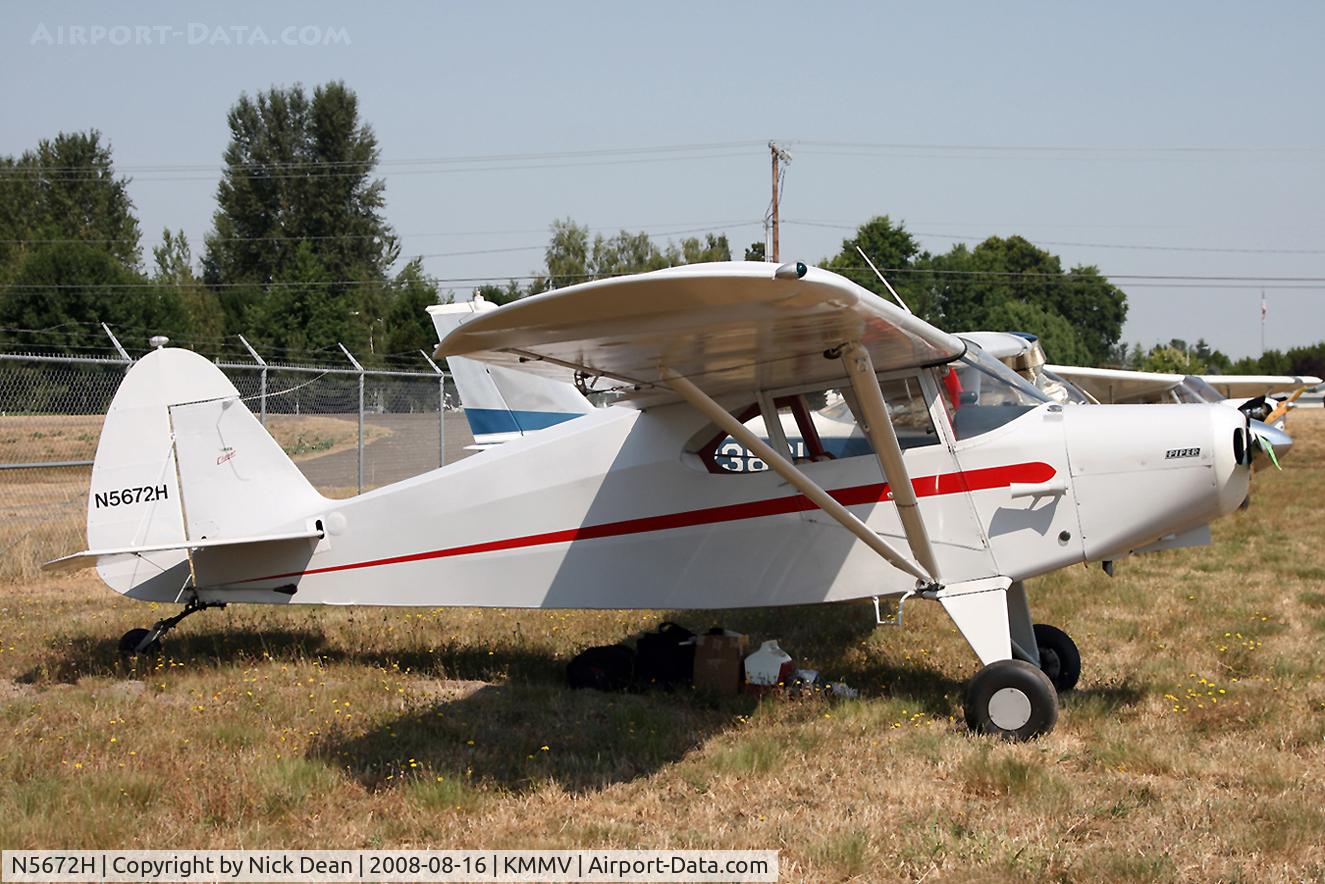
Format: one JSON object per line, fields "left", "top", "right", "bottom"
{"left": 436, "top": 261, "right": 966, "bottom": 405}
{"left": 1046, "top": 365, "right": 1185, "bottom": 404}
{"left": 1198, "top": 374, "right": 1324, "bottom": 399}
{"left": 958, "top": 331, "right": 1034, "bottom": 361}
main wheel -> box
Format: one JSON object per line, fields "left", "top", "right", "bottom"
{"left": 1032, "top": 623, "right": 1080, "bottom": 692}
{"left": 118, "top": 628, "right": 161, "bottom": 658}
{"left": 964, "top": 659, "right": 1058, "bottom": 740}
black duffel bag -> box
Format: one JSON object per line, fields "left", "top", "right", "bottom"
{"left": 634, "top": 621, "right": 696, "bottom": 689}
{"left": 567, "top": 644, "right": 635, "bottom": 691}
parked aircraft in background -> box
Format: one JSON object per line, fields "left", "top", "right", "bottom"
{"left": 428, "top": 299, "right": 594, "bottom": 448}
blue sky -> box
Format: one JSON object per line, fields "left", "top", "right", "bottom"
{"left": 3, "top": 0, "right": 1322, "bottom": 359}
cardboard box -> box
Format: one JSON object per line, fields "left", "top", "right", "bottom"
{"left": 692, "top": 633, "right": 748, "bottom": 696}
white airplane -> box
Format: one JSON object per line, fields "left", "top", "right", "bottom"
{"left": 47, "top": 262, "right": 1256, "bottom": 740}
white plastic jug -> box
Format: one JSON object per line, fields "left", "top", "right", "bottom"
{"left": 745, "top": 639, "right": 793, "bottom": 687}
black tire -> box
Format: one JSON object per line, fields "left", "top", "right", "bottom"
{"left": 1032, "top": 623, "right": 1081, "bottom": 692}
{"left": 118, "top": 628, "right": 160, "bottom": 658}
{"left": 964, "top": 659, "right": 1058, "bottom": 740}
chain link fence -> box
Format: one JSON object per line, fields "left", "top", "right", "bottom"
{"left": 0, "top": 341, "right": 474, "bottom": 581}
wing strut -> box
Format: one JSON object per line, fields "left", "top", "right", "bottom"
{"left": 661, "top": 368, "right": 933, "bottom": 585}
{"left": 841, "top": 343, "right": 943, "bottom": 582}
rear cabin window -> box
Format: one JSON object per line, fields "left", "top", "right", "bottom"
{"left": 700, "top": 376, "right": 939, "bottom": 473}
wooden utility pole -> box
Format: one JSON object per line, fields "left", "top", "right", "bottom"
{"left": 768, "top": 141, "right": 792, "bottom": 262}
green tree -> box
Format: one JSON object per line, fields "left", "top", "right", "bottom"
{"left": 152, "top": 229, "right": 225, "bottom": 349}
{"left": 674, "top": 233, "right": 731, "bottom": 265}
{"left": 543, "top": 218, "right": 591, "bottom": 289}
{"left": 0, "top": 131, "right": 142, "bottom": 274}
{"left": 540, "top": 219, "right": 732, "bottom": 290}
{"left": 240, "top": 243, "right": 362, "bottom": 355}
{"left": 379, "top": 259, "right": 447, "bottom": 359}
{"left": 820, "top": 216, "right": 931, "bottom": 317}
{"left": 590, "top": 230, "right": 669, "bottom": 277}
{"left": 202, "top": 81, "right": 399, "bottom": 344}
{"left": 0, "top": 130, "right": 147, "bottom": 337}
{"left": 1140, "top": 344, "right": 1201, "bottom": 374}
{"left": 1283, "top": 342, "right": 1325, "bottom": 379}
{"left": 983, "top": 300, "right": 1091, "bottom": 366}
{"left": 0, "top": 241, "right": 177, "bottom": 352}
{"left": 743, "top": 241, "right": 766, "bottom": 262}
{"left": 912, "top": 235, "right": 1125, "bottom": 364}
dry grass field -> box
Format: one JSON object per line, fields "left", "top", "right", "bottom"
{"left": 2, "top": 411, "right": 1324, "bottom": 881}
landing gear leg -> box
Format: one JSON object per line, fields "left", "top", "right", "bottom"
{"left": 938, "top": 577, "right": 1060, "bottom": 740}
{"left": 119, "top": 596, "right": 226, "bottom": 657}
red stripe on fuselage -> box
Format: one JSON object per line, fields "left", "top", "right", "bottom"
{"left": 241, "top": 461, "right": 1054, "bottom": 584}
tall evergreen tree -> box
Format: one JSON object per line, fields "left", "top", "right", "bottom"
{"left": 203, "top": 81, "right": 398, "bottom": 289}
{"left": 201, "top": 82, "right": 424, "bottom": 360}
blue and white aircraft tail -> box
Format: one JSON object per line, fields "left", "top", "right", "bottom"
{"left": 428, "top": 298, "right": 595, "bottom": 446}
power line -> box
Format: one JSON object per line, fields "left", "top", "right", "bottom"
{"left": 9, "top": 137, "right": 1320, "bottom": 178}
{"left": 0, "top": 218, "right": 762, "bottom": 246}
{"left": 783, "top": 220, "right": 1325, "bottom": 255}
{"left": 786, "top": 138, "right": 1325, "bottom": 156}
{"left": 0, "top": 141, "right": 769, "bottom": 176}
{"left": 0, "top": 149, "right": 761, "bottom": 184}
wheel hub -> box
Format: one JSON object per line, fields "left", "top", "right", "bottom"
{"left": 988, "top": 687, "right": 1033, "bottom": 731}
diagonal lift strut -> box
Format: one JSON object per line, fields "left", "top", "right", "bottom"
{"left": 661, "top": 368, "right": 933, "bottom": 585}
{"left": 840, "top": 343, "right": 943, "bottom": 583}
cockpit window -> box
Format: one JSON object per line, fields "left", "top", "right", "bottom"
{"left": 1181, "top": 375, "right": 1225, "bottom": 404}
{"left": 699, "top": 376, "right": 939, "bottom": 472}
{"left": 1040, "top": 367, "right": 1095, "bottom": 404}
{"left": 820, "top": 377, "right": 940, "bottom": 452}
{"left": 1169, "top": 383, "right": 1204, "bottom": 404}
{"left": 941, "top": 347, "right": 1050, "bottom": 440}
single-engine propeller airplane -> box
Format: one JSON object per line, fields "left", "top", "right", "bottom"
{"left": 48, "top": 262, "right": 1257, "bottom": 739}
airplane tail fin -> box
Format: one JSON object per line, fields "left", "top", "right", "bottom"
{"left": 61, "top": 348, "right": 325, "bottom": 595}
{"left": 429, "top": 298, "right": 594, "bottom": 446}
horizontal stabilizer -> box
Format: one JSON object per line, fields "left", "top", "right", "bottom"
{"left": 43, "top": 527, "right": 324, "bottom": 574}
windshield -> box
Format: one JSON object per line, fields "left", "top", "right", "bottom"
{"left": 1040, "top": 367, "right": 1095, "bottom": 404}
{"left": 1181, "top": 375, "right": 1226, "bottom": 404}
{"left": 942, "top": 346, "right": 1050, "bottom": 440}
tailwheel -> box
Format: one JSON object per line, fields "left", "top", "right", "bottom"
{"left": 118, "top": 628, "right": 161, "bottom": 658}
{"left": 964, "top": 659, "right": 1058, "bottom": 740}
{"left": 1032, "top": 623, "right": 1081, "bottom": 692}
{"left": 116, "top": 597, "right": 225, "bottom": 658}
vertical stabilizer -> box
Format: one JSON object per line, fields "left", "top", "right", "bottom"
{"left": 85, "top": 348, "right": 324, "bottom": 595}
